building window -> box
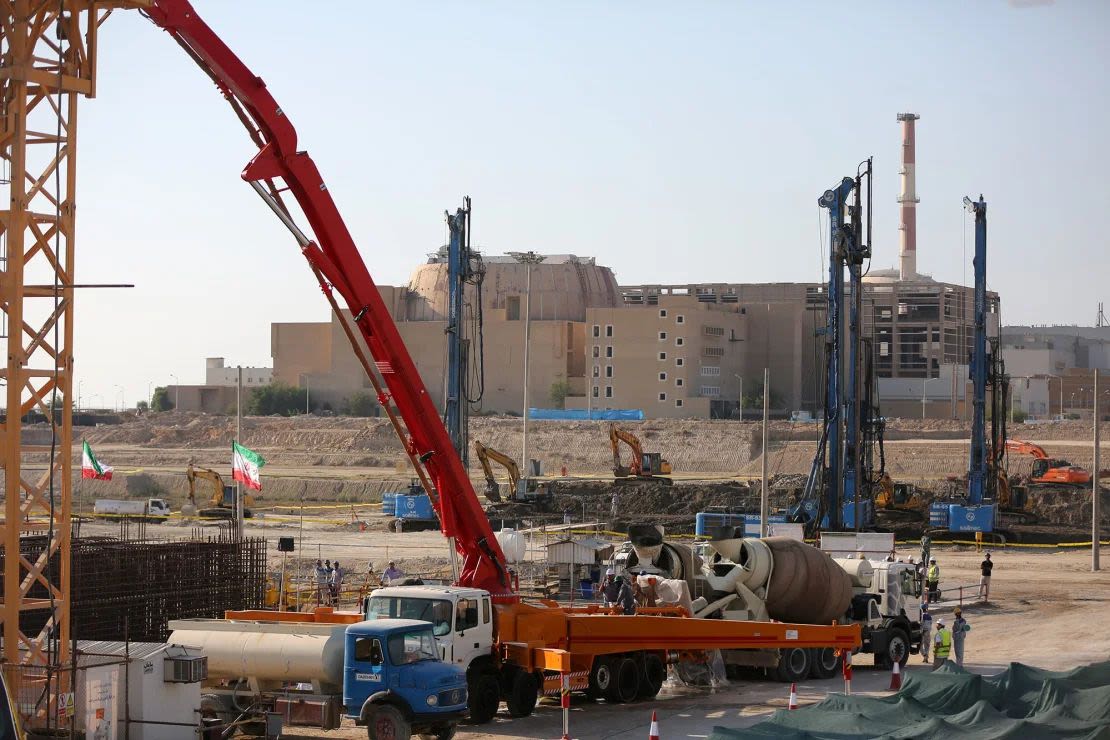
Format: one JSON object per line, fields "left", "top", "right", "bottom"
{"left": 592, "top": 386, "right": 599, "bottom": 398}
{"left": 700, "top": 366, "right": 721, "bottom": 376}
{"left": 659, "top": 309, "right": 667, "bottom": 318}
{"left": 700, "top": 386, "right": 721, "bottom": 397}
{"left": 676, "top": 315, "right": 685, "bottom": 324}
{"left": 592, "top": 365, "right": 600, "bottom": 378}
{"left": 606, "top": 346, "right": 613, "bottom": 358}
{"left": 605, "top": 366, "right": 613, "bottom": 378}
{"left": 659, "top": 372, "right": 667, "bottom": 381}
{"left": 703, "top": 326, "right": 725, "bottom": 337}
{"left": 507, "top": 296, "right": 521, "bottom": 321}
{"left": 605, "top": 386, "right": 613, "bottom": 398}
{"left": 676, "top": 399, "right": 683, "bottom": 408}
{"left": 592, "top": 325, "right": 600, "bottom": 338}
{"left": 658, "top": 351, "right": 667, "bottom": 361}
{"left": 659, "top": 331, "right": 667, "bottom": 341}
{"left": 676, "top": 378, "right": 684, "bottom": 387}
{"left": 703, "top": 346, "right": 725, "bottom": 357}
{"left": 676, "top": 337, "right": 684, "bottom": 346}
{"left": 676, "top": 357, "right": 684, "bottom": 367}
{"left": 592, "top": 346, "right": 600, "bottom": 359}
{"left": 605, "top": 325, "right": 613, "bottom": 338}
{"left": 658, "top": 392, "right": 667, "bottom": 402}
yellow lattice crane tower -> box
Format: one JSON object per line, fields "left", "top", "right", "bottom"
{"left": 1, "top": 0, "right": 144, "bottom": 724}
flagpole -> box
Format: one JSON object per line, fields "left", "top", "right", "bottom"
{"left": 237, "top": 365, "right": 244, "bottom": 537}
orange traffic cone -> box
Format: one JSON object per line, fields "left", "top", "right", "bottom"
{"left": 648, "top": 710, "right": 660, "bottom": 740}
{"left": 788, "top": 682, "right": 799, "bottom": 710}
{"left": 889, "top": 660, "right": 902, "bottom": 691}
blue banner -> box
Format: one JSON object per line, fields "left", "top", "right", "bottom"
{"left": 528, "top": 408, "right": 645, "bottom": 421}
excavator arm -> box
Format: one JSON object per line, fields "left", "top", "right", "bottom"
{"left": 142, "top": 0, "right": 510, "bottom": 597}
{"left": 1005, "top": 439, "right": 1049, "bottom": 459}
{"left": 473, "top": 440, "right": 520, "bottom": 504}
{"left": 609, "top": 424, "right": 643, "bottom": 477}
{"left": 185, "top": 464, "right": 226, "bottom": 507}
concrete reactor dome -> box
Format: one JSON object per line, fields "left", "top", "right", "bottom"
{"left": 402, "top": 253, "right": 620, "bottom": 322}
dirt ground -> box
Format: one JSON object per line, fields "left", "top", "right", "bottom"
{"left": 251, "top": 546, "right": 1110, "bottom": 739}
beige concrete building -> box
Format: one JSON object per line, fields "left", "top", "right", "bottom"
{"left": 269, "top": 254, "right": 998, "bottom": 420}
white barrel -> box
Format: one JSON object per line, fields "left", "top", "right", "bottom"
{"left": 833, "top": 557, "right": 875, "bottom": 589}
{"left": 169, "top": 620, "right": 347, "bottom": 687}
{"left": 495, "top": 528, "right": 526, "bottom": 563}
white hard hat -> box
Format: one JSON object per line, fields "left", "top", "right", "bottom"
{"left": 606, "top": 568, "right": 615, "bottom": 576}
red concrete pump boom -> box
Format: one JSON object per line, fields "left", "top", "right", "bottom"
{"left": 142, "top": 0, "right": 511, "bottom": 597}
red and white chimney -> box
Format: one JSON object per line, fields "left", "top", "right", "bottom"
{"left": 897, "top": 112, "right": 920, "bottom": 280}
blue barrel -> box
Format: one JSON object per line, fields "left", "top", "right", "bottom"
{"left": 382, "top": 492, "right": 398, "bottom": 517}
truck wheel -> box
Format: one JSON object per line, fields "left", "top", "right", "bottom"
{"left": 586, "top": 658, "right": 613, "bottom": 700}
{"left": 809, "top": 647, "right": 841, "bottom": 679}
{"left": 606, "top": 656, "right": 640, "bottom": 704}
{"left": 467, "top": 673, "right": 500, "bottom": 723}
{"left": 883, "top": 629, "right": 910, "bottom": 669}
{"left": 774, "top": 647, "right": 811, "bottom": 683}
{"left": 638, "top": 653, "right": 666, "bottom": 699}
{"left": 367, "top": 704, "right": 411, "bottom": 740}
{"left": 505, "top": 670, "right": 539, "bottom": 718}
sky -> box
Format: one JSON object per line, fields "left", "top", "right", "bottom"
{"left": 69, "top": 0, "right": 1108, "bottom": 408}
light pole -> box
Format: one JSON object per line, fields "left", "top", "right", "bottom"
{"left": 305, "top": 375, "right": 310, "bottom": 414}
{"left": 113, "top": 384, "right": 123, "bottom": 412}
{"left": 77, "top": 380, "right": 83, "bottom": 413}
{"left": 734, "top": 374, "right": 744, "bottom": 421}
{"left": 508, "top": 251, "right": 545, "bottom": 474}
{"left": 170, "top": 373, "right": 180, "bottom": 410}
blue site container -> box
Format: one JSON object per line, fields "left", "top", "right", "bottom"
{"left": 382, "top": 492, "right": 398, "bottom": 517}
{"left": 930, "top": 502, "right": 995, "bottom": 532}
{"left": 695, "top": 512, "right": 786, "bottom": 538}
{"left": 396, "top": 493, "right": 436, "bottom": 521}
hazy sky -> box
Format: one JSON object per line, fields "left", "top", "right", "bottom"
{"left": 73, "top": 0, "right": 1107, "bottom": 408}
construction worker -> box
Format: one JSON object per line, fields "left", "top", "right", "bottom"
{"left": 602, "top": 569, "right": 620, "bottom": 607}
{"left": 932, "top": 618, "right": 952, "bottom": 668}
{"left": 314, "top": 560, "right": 328, "bottom": 604}
{"left": 980, "top": 552, "right": 994, "bottom": 602}
{"left": 926, "top": 559, "right": 940, "bottom": 603}
{"left": 616, "top": 576, "right": 636, "bottom": 615}
{"left": 382, "top": 560, "right": 404, "bottom": 585}
{"left": 952, "top": 608, "right": 971, "bottom": 667}
{"left": 919, "top": 604, "right": 932, "bottom": 663}
{"left": 330, "top": 560, "right": 344, "bottom": 605}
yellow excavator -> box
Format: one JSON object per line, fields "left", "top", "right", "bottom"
{"left": 473, "top": 440, "right": 554, "bottom": 511}
{"left": 184, "top": 464, "right": 256, "bottom": 519}
{"left": 609, "top": 424, "right": 672, "bottom": 483}
{"left": 873, "top": 473, "right": 925, "bottom": 518}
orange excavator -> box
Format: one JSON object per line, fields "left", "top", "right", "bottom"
{"left": 1005, "top": 440, "right": 1092, "bottom": 486}
{"left": 609, "top": 424, "right": 673, "bottom": 482}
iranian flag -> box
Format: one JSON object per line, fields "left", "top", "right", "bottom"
{"left": 81, "top": 441, "right": 113, "bottom": 481}
{"left": 232, "top": 441, "right": 265, "bottom": 491}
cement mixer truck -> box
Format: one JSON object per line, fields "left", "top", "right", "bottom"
{"left": 699, "top": 535, "right": 923, "bottom": 679}
{"left": 168, "top": 616, "right": 468, "bottom": 740}
{"left": 621, "top": 527, "right": 923, "bottom": 681}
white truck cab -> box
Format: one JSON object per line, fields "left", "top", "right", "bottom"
{"left": 364, "top": 586, "right": 495, "bottom": 672}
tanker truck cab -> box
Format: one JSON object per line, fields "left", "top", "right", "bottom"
{"left": 346, "top": 619, "right": 468, "bottom": 739}
{"left": 843, "top": 559, "right": 923, "bottom": 668}
{"left": 365, "top": 586, "right": 500, "bottom": 722}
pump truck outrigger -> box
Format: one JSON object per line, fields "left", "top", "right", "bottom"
{"left": 137, "top": 0, "right": 861, "bottom": 725}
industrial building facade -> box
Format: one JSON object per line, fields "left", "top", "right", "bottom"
{"left": 270, "top": 254, "right": 996, "bottom": 419}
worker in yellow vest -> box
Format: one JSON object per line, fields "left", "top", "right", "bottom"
{"left": 932, "top": 618, "right": 952, "bottom": 668}
{"left": 926, "top": 559, "right": 940, "bottom": 603}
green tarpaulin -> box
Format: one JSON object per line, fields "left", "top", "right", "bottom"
{"left": 711, "top": 661, "right": 1110, "bottom": 740}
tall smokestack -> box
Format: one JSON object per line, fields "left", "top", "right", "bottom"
{"left": 897, "top": 112, "right": 920, "bottom": 281}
